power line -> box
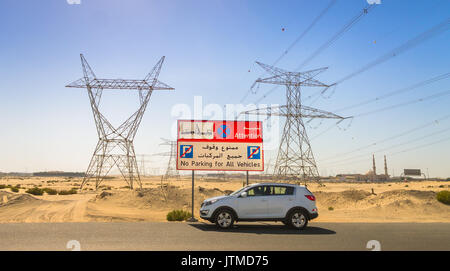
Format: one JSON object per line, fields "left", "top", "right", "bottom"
{"left": 390, "top": 136, "right": 450, "bottom": 156}
{"left": 272, "top": 0, "right": 338, "bottom": 68}
{"left": 334, "top": 72, "right": 450, "bottom": 112}
{"left": 300, "top": 11, "right": 450, "bottom": 110}
{"left": 318, "top": 113, "right": 450, "bottom": 162}
{"left": 286, "top": 16, "right": 450, "bottom": 144}
{"left": 308, "top": 73, "right": 450, "bottom": 140}
{"left": 353, "top": 88, "right": 450, "bottom": 117}
{"left": 330, "top": 17, "right": 450, "bottom": 87}
{"left": 310, "top": 121, "right": 344, "bottom": 141}
{"left": 240, "top": 0, "right": 337, "bottom": 103}
{"left": 322, "top": 135, "right": 450, "bottom": 169}
{"left": 296, "top": 3, "right": 377, "bottom": 70}
{"left": 309, "top": 73, "right": 450, "bottom": 141}
{"left": 310, "top": 88, "right": 450, "bottom": 142}
{"left": 250, "top": 3, "right": 376, "bottom": 104}
{"left": 320, "top": 126, "right": 450, "bottom": 166}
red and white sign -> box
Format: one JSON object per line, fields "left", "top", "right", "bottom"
{"left": 177, "top": 120, "right": 264, "bottom": 171}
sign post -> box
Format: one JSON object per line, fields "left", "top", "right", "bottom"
{"left": 187, "top": 170, "right": 197, "bottom": 222}
{"left": 177, "top": 120, "right": 264, "bottom": 221}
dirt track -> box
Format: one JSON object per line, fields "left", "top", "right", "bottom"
{"left": 0, "top": 192, "right": 94, "bottom": 223}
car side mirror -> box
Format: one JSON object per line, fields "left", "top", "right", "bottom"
{"left": 240, "top": 192, "right": 247, "bottom": 198}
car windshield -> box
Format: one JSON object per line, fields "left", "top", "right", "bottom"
{"left": 229, "top": 186, "right": 248, "bottom": 196}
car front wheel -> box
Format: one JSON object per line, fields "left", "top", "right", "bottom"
{"left": 289, "top": 210, "right": 308, "bottom": 230}
{"left": 214, "top": 209, "right": 235, "bottom": 229}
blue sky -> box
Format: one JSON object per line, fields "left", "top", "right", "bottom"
{"left": 0, "top": 0, "right": 449, "bottom": 177}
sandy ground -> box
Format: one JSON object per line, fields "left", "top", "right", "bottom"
{"left": 0, "top": 176, "right": 449, "bottom": 223}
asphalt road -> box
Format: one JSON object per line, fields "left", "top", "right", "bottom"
{"left": 0, "top": 221, "right": 449, "bottom": 250}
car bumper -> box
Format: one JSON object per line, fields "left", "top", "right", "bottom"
{"left": 199, "top": 209, "right": 212, "bottom": 220}
{"left": 309, "top": 212, "right": 318, "bottom": 220}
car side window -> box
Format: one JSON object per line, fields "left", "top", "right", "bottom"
{"left": 263, "top": 185, "right": 273, "bottom": 195}
{"left": 246, "top": 186, "right": 264, "bottom": 197}
{"left": 273, "top": 186, "right": 295, "bottom": 195}
{"left": 247, "top": 186, "right": 294, "bottom": 196}
{"left": 286, "top": 187, "right": 294, "bottom": 195}
{"left": 273, "top": 186, "right": 286, "bottom": 195}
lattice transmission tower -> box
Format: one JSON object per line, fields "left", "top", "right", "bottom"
{"left": 153, "top": 138, "right": 179, "bottom": 200}
{"left": 66, "top": 54, "right": 174, "bottom": 190}
{"left": 242, "top": 62, "right": 347, "bottom": 182}
{"left": 153, "top": 138, "right": 179, "bottom": 180}
{"left": 136, "top": 154, "right": 153, "bottom": 177}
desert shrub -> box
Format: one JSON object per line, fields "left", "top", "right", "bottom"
{"left": 0, "top": 184, "right": 7, "bottom": 189}
{"left": 26, "top": 187, "right": 44, "bottom": 196}
{"left": 97, "top": 191, "right": 112, "bottom": 199}
{"left": 58, "top": 188, "right": 78, "bottom": 195}
{"left": 436, "top": 191, "right": 450, "bottom": 205}
{"left": 166, "top": 210, "right": 192, "bottom": 221}
{"left": 328, "top": 206, "right": 334, "bottom": 211}
{"left": 43, "top": 188, "right": 58, "bottom": 195}
{"left": 439, "top": 185, "right": 444, "bottom": 188}
{"left": 10, "top": 187, "right": 19, "bottom": 193}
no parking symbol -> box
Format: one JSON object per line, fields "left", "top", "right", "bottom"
{"left": 180, "top": 145, "right": 193, "bottom": 158}
{"left": 247, "top": 146, "right": 261, "bottom": 159}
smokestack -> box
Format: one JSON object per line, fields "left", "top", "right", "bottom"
{"left": 384, "top": 155, "right": 388, "bottom": 177}
{"left": 372, "top": 154, "right": 376, "bottom": 175}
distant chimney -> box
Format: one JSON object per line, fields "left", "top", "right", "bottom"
{"left": 372, "top": 154, "right": 376, "bottom": 175}
{"left": 384, "top": 155, "right": 388, "bottom": 176}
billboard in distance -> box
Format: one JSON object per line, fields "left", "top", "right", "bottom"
{"left": 403, "top": 169, "right": 422, "bottom": 176}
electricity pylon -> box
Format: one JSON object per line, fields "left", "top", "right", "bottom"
{"left": 153, "top": 138, "right": 179, "bottom": 200}
{"left": 153, "top": 138, "right": 179, "bottom": 179}
{"left": 136, "top": 154, "right": 153, "bottom": 177}
{"left": 241, "top": 61, "right": 347, "bottom": 183}
{"left": 66, "top": 54, "right": 174, "bottom": 190}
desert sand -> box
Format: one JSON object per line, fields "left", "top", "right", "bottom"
{"left": 0, "top": 176, "right": 449, "bottom": 223}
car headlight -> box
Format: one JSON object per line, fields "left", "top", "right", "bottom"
{"left": 204, "top": 199, "right": 219, "bottom": 206}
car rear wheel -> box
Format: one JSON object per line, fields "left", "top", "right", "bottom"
{"left": 289, "top": 210, "right": 308, "bottom": 230}
{"left": 214, "top": 209, "right": 234, "bottom": 229}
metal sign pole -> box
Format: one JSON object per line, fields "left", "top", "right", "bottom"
{"left": 246, "top": 170, "right": 249, "bottom": 186}
{"left": 188, "top": 170, "right": 197, "bottom": 222}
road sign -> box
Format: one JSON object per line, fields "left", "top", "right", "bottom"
{"left": 177, "top": 120, "right": 263, "bottom": 171}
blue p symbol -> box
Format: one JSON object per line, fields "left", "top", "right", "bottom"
{"left": 247, "top": 146, "right": 261, "bottom": 159}
{"left": 180, "top": 145, "right": 193, "bottom": 158}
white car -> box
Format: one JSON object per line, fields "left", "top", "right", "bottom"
{"left": 199, "top": 183, "right": 318, "bottom": 229}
